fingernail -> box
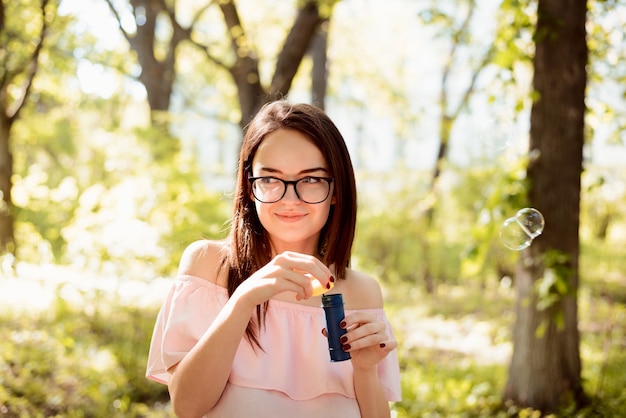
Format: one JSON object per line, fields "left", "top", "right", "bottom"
{"left": 379, "top": 343, "right": 386, "bottom": 348}
{"left": 340, "top": 321, "right": 347, "bottom": 329}
{"left": 330, "top": 275, "right": 335, "bottom": 283}
{"left": 340, "top": 335, "right": 348, "bottom": 344}
{"left": 326, "top": 283, "right": 331, "bottom": 289}
{"left": 342, "top": 344, "right": 351, "bottom": 351}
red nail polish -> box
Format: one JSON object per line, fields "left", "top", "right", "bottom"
{"left": 330, "top": 275, "right": 335, "bottom": 283}
{"left": 342, "top": 344, "right": 351, "bottom": 351}
{"left": 326, "top": 283, "right": 331, "bottom": 289}
{"left": 340, "top": 321, "right": 347, "bottom": 329}
{"left": 340, "top": 335, "right": 348, "bottom": 344}
{"left": 379, "top": 343, "right": 386, "bottom": 348}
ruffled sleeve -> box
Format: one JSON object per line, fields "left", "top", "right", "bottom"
{"left": 146, "top": 275, "right": 229, "bottom": 384}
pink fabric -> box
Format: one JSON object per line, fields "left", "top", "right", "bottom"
{"left": 206, "top": 385, "right": 361, "bottom": 418}
{"left": 146, "top": 275, "right": 402, "bottom": 407}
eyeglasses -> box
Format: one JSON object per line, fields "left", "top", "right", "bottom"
{"left": 248, "top": 176, "right": 334, "bottom": 204}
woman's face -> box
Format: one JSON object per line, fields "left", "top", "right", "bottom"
{"left": 250, "top": 128, "right": 334, "bottom": 255}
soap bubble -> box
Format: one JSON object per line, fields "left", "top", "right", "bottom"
{"left": 500, "top": 208, "right": 545, "bottom": 250}
{"left": 515, "top": 208, "right": 545, "bottom": 238}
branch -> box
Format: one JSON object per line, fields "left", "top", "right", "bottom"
{"left": 155, "top": 0, "right": 191, "bottom": 46}
{"left": 103, "top": 0, "right": 133, "bottom": 45}
{"left": 219, "top": 0, "right": 246, "bottom": 60}
{"left": 269, "top": 1, "right": 322, "bottom": 94}
{"left": 188, "top": 0, "right": 216, "bottom": 28}
{"left": 451, "top": 44, "right": 495, "bottom": 121}
{"left": 161, "top": 0, "right": 230, "bottom": 72}
{"left": 217, "top": 0, "right": 261, "bottom": 84}
{"left": 7, "top": 0, "right": 51, "bottom": 123}
{"left": 187, "top": 39, "right": 231, "bottom": 72}
{"left": 0, "top": 0, "right": 5, "bottom": 32}
{"left": 440, "top": 1, "right": 475, "bottom": 113}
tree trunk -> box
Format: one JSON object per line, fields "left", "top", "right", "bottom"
{"left": 0, "top": 0, "right": 50, "bottom": 256}
{"left": 218, "top": 0, "right": 325, "bottom": 130}
{"left": 104, "top": 0, "right": 190, "bottom": 122}
{"left": 129, "top": 0, "right": 174, "bottom": 114}
{"left": 0, "top": 113, "right": 14, "bottom": 255}
{"left": 504, "top": 0, "right": 588, "bottom": 413}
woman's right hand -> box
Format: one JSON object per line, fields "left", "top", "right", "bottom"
{"left": 234, "top": 251, "right": 334, "bottom": 308}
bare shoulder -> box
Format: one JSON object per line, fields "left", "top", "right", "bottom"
{"left": 177, "top": 239, "right": 229, "bottom": 285}
{"left": 341, "top": 268, "right": 384, "bottom": 310}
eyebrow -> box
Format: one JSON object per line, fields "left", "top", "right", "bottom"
{"left": 258, "top": 166, "right": 330, "bottom": 175}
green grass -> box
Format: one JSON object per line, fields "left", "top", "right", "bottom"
{"left": 0, "top": 288, "right": 173, "bottom": 418}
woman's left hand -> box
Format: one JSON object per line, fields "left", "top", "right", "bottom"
{"left": 326, "top": 311, "right": 397, "bottom": 371}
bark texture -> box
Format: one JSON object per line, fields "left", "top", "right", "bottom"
{"left": 505, "top": 0, "right": 588, "bottom": 413}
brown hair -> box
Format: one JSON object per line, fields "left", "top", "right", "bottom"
{"left": 224, "top": 100, "right": 357, "bottom": 348}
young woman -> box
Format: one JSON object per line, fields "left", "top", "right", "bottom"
{"left": 146, "top": 101, "right": 401, "bottom": 417}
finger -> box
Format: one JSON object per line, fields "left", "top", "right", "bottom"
{"left": 288, "top": 270, "right": 330, "bottom": 298}
{"left": 275, "top": 266, "right": 319, "bottom": 300}
{"left": 379, "top": 340, "right": 398, "bottom": 352}
{"left": 282, "top": 252, "right": 333, "bottom": 289}
{"left": 341, "top": 311, "right": 378, "bottom": 330}
{"left": 343, "top": 322, "right": 386, "bottom": 346}
{"left": 262, "top": 267, "right": 311, "bottom": 300}
{"left": 342, "top": 333, "right": 388, "bottom": 352}
{"left": 321, "top": 328, "right": 328, "bottom": 338}
{"left": 310, "top": 275, "right": 334, "bottom": 296}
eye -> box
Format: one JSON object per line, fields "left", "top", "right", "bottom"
{"left": 259, "top": 176, "right": 280, "bottom": 184}
{"left": 300, "top": 176, "right": 322, "bottom": 184}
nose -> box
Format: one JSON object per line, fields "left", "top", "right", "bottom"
{"left": 282, "top": 183, "right": 301, "bottom": 203}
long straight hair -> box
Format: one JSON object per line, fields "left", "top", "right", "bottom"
{"left": 224, "top": 101, "right": 357, "bottom": 348}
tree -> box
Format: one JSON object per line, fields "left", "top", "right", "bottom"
{"left": 504, "top": 0, "right": 588, "bottom": 413}
{"left": 0, "top": 0, "right": 54, "bottom": 256}
{"left": 103, "top": 0, "right": 334, "bottom": 130}
{"left": 416, "top": 0, "right": 511, "bottom": 293}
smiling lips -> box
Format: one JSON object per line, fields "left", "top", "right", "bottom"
{"left": 276, "top": 212, "right": 307, "bottom": 222}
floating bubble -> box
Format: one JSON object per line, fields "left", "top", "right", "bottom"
{"left": 515, "top": 208, "right": 545, "bottom": 238}
{"left": 500, "top": 208, "right": 545, "bottom": 251}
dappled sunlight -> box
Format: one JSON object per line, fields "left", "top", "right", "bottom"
{"left": 400, "top": 314, "right": 512, "bottom": 365}
{"left": 0, "top": 263, "right": 172, "bottom": 314}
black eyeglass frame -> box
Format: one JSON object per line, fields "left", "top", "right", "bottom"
{"left": 248, "top": 176, "right": 335, "bottom": 204}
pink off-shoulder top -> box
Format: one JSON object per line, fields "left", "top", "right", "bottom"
{"left": 146, "top": 275, "right": 401, "bottom": 417}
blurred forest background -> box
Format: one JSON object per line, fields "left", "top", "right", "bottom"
{"left": 1, "top": 0, "right": 625, "bottom": 416}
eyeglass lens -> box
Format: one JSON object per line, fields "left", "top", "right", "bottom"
{"left": 252, "top": 177, "right": 331, "bottom": 203}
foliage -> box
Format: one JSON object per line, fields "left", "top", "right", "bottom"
{"left": 12, "top": 102, "right": 231, "bottom": 277}
{"left": 385, "top": 253, "right": 626, "bottom": 417}
{"left": 353, "top": 155, "right": 531, "bottom": 290}
{"left": 451, "top": 156, "right": 530, "bottom": 285}
{"left": 353, "top": 169, "right": 464, "bottom": 288}
{"left": 586, "top": 0, "right": 626, "bottom": 146}
{"left": 0, "top": 287, "right": 172, "bottom": 417}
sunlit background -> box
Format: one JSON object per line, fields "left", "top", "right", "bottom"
{"left": 1, "top": 0, "right": 625, "bottom": 416}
